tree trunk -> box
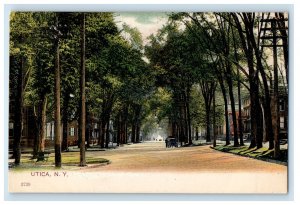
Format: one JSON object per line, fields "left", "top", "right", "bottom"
{"left": 79, "top": 12, "right": 86, "bottom": 166}
{"left": 13, "top": 55, "right": 24, "bottom": 165}
{"left": 180, "top": 124, "right": 184, "bottom": 146}
{"left": 262, "top": 95, "right": 273, "bottom": 149}
{"left": 180, "top": 99, "right": 186, "bottom": 144}
{"left": 37, "top": 95, "right": 47, "bottom": 161}
{"left": 183, "top": 94, "right": 188, "bottom": 144}
{"left": 226, "top": 66, "right": 239, "bottom": 147}
{"left": 237, "top": 76, "right": 244, "bottom": 146}
{"left": 231, "top": 22, "right": 244, "bottom": 146}
{"left": 97, "top": 120, "right": 102, "bottom": 145}
{"left": 249, "top": 75, "right": 263, "bottom": 149}
{"left": 256, "top": 101, "right": 264, "bottom": 149}
{"left": 256, "top": 66, "right": 273, "bottom": 149}
{"left": 199, "top": 82, "right": 215, "bottom": 143}
{"left": 232, "top": 13, "right": 260, "bottom": 149}
{"left": 186, "top": 87, "right": 192, "bottom": 144}
{"left": 195, "top": 127, "right": 199, "bottom": 141}
{"left": 124, "top": 104, "right": 129, "bottom": 144}
{"left": 224, "top": 102, "right": 230, "bottom": 145}
{"left": 217, "top": 72, "right": 230, "bottom": 145}
{"left": 205, "top": 102, "right": 211, "bottom": 142}
{"left": 54, "top": 22, "right": 62, "bottom": 167}
{"left": 116, "top": 114, "right": 121, "bottom": 146}
{"left": 32, "top": 113, "right": 39, "bottom": 159}
{"left": 213, "top": 90, "right": 217, "bottom": 147}
{"left": 120, "top": 121, "right": 124, "bottom": 145}
{"left": 233, "top": 43, "right": 244, "bottom": 146}
{"left": 105, "top": 115, "right": 110, "bottom": 148}
{"left": 250, "top": 107, "right": 258, "bottom": 149}
{"left": 100, "top": 115, "right": 106, "bottom": 148}
{"left": 218, "top": 16, "right": 238, "bottom": 147}
{"left": 125, "top": 121, "right": 128, "bottom": 144}
{"left": 131, "top": 123, "right": 136, "bottom": 143}
{"left": 136, "top": 122, "right": 141, "bottom": 143}
{"left": 62, "top": 92, "right": 70, "bottom": 151}
{"left": 77, "top": 115, "right": 81, "bottom": 148}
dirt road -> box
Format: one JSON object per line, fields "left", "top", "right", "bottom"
{"left": 83, "top": 141, "right": 287, "bottom": 173}
{"left": 9, "top": 142, "right": 287, "bottom": 193}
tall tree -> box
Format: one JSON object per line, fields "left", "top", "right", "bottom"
{"left": 10, "top": 12, "right": 36, "bottom": 165}
{"left": 231, "top": 26, "right": 244, "bottom": 146}
{"left": 231, "top": 12, "right": 270, "bottom": 149}
{"left": 11, "top": 54, "right": 24, "bottom": 165}
{"left": 53, "top": 13, "right": 62, "bottom": 167}
{"left": 79, "top": 12, "right": 86, "bottom": 166}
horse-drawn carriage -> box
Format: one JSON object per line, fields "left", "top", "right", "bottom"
{"left": 165, "top": 137, "right": 178, "bottom": 148}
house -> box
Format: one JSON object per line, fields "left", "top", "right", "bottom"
{"left": 44, "top": 116, "right": 100, "bottom": 147}
{"left": 242, "top": 87, "right": 288, "bottom": 141}
{"left": 9, "top": 106, "right": 36, "bottom": 149}
{"left": 9, "top": 105, "right": 100, "bottom": 149}
{"left": 242, "top": 97, "right": 251, "bottom": 139}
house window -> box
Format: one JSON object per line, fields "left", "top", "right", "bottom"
{"left": 69, "top": 127, "right": 75, "bottom": 136}
{"left": 280, "top": 117, "right": 285, "bottom": 129}
{"left": 279, "top": 99, "right": 285, "bottom": 111}
{"left": 9, "top": 122, "right": 14, "bottom": 136}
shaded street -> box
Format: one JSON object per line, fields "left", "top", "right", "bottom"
{"left": 8, "top": 11, "right": 289, "bottom": 194}
{"left": 82, "top": 141, "right": 286, "bottom": 173}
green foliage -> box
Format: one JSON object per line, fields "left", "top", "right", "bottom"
{"left": 121, "top": 23, "right": 143, "bottom": 50}
{"left": 190, "top": 85, "right": 224, "bottom": 128}
{"left": 11, "top": 11, "right": 278, "bottom": 147}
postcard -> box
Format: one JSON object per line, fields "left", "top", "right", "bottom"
{"left": 8, "top": 10, "right": 289, "bottom": 194}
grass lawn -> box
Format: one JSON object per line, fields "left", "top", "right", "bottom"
{"left": 9, "top": 152, "right": 110, "bottom": 171}
{"left": 213, "top": 145, "right": 288, "bottom": 164}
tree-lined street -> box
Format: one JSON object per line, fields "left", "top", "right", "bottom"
{"left": 81, "top": 142, "right": 286, "bottom": 173}
{"left": 9, "top": 11, "right": 288, "bottom": 181}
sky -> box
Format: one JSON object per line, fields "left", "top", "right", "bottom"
{"left": 114, "top": 12, "right": 168, "bottom": 45}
